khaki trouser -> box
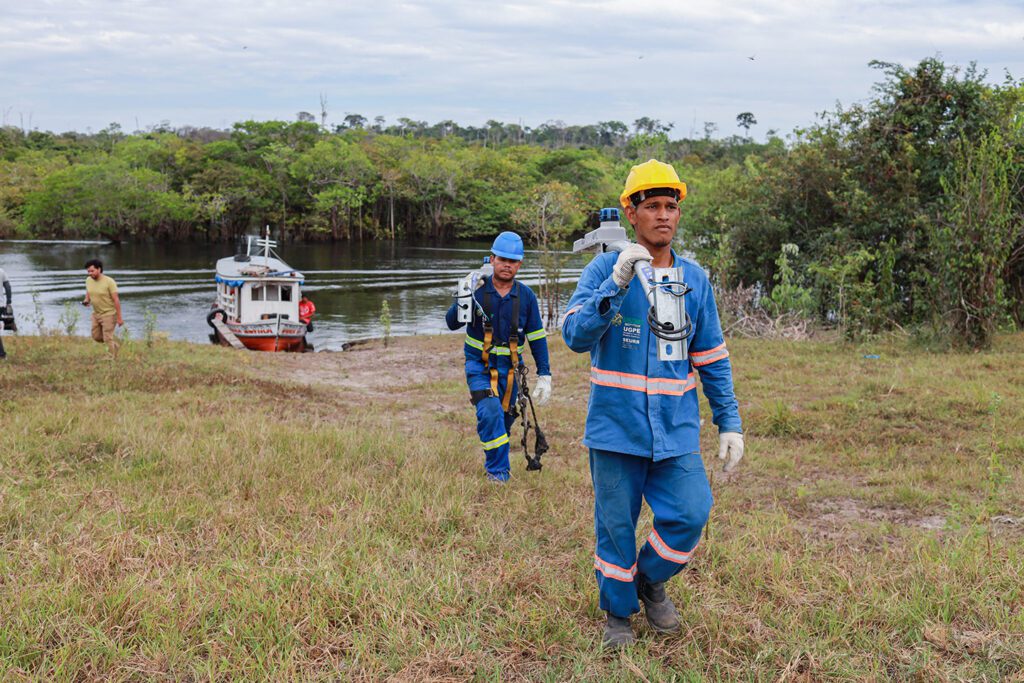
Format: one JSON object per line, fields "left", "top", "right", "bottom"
{"left": 91, "top": 312, "right": 119, "bottom": 357}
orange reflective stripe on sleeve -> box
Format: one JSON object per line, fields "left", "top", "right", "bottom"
{"left": 593, "top": 554, "right": 637, "bottom": 582}
{"left": 691, "top": 342, "right": 729, "bottom": 367}
{"left": 647, "top": 529, "right": 698, "bottom": 565}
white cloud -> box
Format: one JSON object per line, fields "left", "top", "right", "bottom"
{"left": 0, "top": 0, "right": 1021, "bottom": 135}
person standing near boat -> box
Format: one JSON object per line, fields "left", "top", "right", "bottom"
{"left": 82, "top": 259, "right": 123, "bottom": 359}
{"left": 0, "top": 267, "right": 11, "bottom": 359}
{"left": 299, "top": 292, "right": 316, "bottom": 331}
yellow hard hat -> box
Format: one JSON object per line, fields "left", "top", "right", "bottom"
{"left": 619, "top": 159, "right": 688, "bottom": 209}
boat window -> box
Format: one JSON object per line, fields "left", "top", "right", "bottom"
{"left": 251, "top": 286, "right": 264, "bottom": 301}
{"left": 264, "top": 284, "right": 280, "bottom": 301}
{"left": 281, "top": 285, "right": 293, "bottom": 302}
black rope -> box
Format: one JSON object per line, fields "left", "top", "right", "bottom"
{"left": 515, "top": 365, "right": 548, "bottom": 471}
{"left": 644, "top": 279, "right": 693, "bottom": 342}
{"left": 646, "top": 305, "right": 693, "bottom": 341}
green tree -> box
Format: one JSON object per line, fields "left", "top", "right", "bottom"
{"left": 928, "top": 132, "right": 1023, "bottom": 348}
{"left": 736, "top": 112, "right": 757, "bottom": 138}
{"left": 767, "top": 244, "right": 815, "bottom": 317}
{"left": 365, "top": 135, "right": 412, "bottom": 239}
{"left": 447, "top": 146, "right": 527, "bottom": 239}
{"left": 0, "top": 150, "right": 70, "bottom": 236}
{"left": 513, "top": 180, "right": 583, "bottom": 327}
{"left": 22, "top": 159, "right": 193, "bottom": 240}
{"left": 259, "top": 142, "right": 300, "bottom": 236}
{"left": 290, "top": 137, "right": 374, "bottom": 239}
{"left": 399, "top": 141, "right": 463, "bottom": 239}
{"left": 184, "top": 161, "right": 276, "bottom": 239}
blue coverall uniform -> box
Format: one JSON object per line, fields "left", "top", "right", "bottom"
{"left": 446, "top": 277, "right": 551, "bottom": 481}
{"left": 562, "top": 249, "right": 741, "bottom": 617}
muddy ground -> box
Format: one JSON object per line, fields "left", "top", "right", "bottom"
{"left": 259, "top": 335, "right": 459, "bottom": 397}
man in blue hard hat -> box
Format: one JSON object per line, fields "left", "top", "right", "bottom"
{"left": 562, "top": 160, "right": 744, "bottom": 648}
{"left": 445, "top": 231, "right": 552, "bottom": 482}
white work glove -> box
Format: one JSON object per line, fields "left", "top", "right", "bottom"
{"left": 611, "top": 244, "right": 652, "bottom": 289}
{"left": 532, "top": 375, "right": 552, "bottom": 406}
{"left": 718, "top": 432, "right": 744, "bottom": 472}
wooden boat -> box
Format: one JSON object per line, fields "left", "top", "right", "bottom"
{"left": 208, "top": 231, "right": 308, "bottom": 352}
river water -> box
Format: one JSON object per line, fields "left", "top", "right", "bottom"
{"left": 0, "top": 240, "right": 586, "bottom": 351}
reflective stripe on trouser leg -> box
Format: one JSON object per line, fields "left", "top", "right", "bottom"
{"left": 469, "top": 355, "right": 517, "bottom": 480}
{"left": 476, "top": 396, "right": 510, "bottom": 479}
{"left": 590, "top": 448, "right": 646, "bottom": 617}
{"left": 636, "top": 453, "right": 713, "bottom": 584}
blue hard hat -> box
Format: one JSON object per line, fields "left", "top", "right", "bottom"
{"left": 491, "top": 231, "right": 524, "bottom": 260}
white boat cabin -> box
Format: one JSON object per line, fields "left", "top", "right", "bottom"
{"left": 214, "top": 236, "right": 304, "bottom": 325}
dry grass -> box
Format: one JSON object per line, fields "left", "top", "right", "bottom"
{"left": 0, "top": 331, "right": 1022, "bottom": 681}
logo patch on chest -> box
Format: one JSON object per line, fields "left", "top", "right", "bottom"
{"left": 621, "top": 316, "right": 642, "bottom": 350}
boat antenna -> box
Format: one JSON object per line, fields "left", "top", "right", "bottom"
{"left": 253, "top": 225, "right": 281, "bottom": 263}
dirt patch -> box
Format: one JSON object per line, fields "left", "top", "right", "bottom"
{"left": 808, "top": 497, "right": 947, "bottom": 531}
{"left": 253, "top": 336, "right": 461, "bottom": 398}
{"left": 805, "top": 499, "right": 1024, "bottom": 538}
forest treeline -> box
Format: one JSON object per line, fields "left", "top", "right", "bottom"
{"left": 1, "top": 57, "right": 1022, "bottom": 347}
{"left": 0, "top": 110, "right": 764, "bottom": 245}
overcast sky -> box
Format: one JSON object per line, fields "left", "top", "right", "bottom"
{"left": 2, "top": 0, "right": 1022, "bottom": 139}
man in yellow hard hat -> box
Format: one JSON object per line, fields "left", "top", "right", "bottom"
{"left": 562, "top": 159, "right": 744, "bottom": 647}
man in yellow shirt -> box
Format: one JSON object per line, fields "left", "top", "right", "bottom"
{"left": 83, "top": 259, "right": 123, "bottom": 358}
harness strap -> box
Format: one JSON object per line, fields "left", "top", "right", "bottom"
{"left": 481, "top": 287, "right": 500, "bottom": 399}
{"left": 501, "top": 288, "right": 521, "bottom": 412}
{"left": 480, "top": 279, "right": 522, "bottom": 413}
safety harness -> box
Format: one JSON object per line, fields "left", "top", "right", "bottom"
{"left": 476, "top": 279, "right": 548, "bottom": 470}
{"left": 480, "top": 281, "right": 520, "bottom": 413}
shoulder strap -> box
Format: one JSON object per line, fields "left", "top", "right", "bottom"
{"left": 480, "top": 277, "right": 499, "bottom": 397}
{"left": 481, "top": 277, "right": 492, "bottom": 330}
{"left": 510, "top": 282, "right": 522, "bottom": 345}
{"left": 501, "top": 283, "right": 521, "bottom": 410}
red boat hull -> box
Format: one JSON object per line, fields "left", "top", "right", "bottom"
{"left": 213, "top": 318, "right": 308, "bottom": 352}
{"left": 234, "top": 334, "right": 305, "bottom": 352}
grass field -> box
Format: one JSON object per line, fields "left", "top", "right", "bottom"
{"left": 0, "top": 331, "right": 1022, "bottom": 681}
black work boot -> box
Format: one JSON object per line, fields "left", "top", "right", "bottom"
{"left": 637, "top": 576, "right": 680, "bottom": 633}
{"left": 602, "top": 613, "right": 634, "bottom": 649}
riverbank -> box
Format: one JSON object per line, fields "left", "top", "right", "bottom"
{"left": 1, "top": 333, "right": 1022, "bottom": 680}
{"left": 0, "top": 238, "right": 577, "bottom": 351}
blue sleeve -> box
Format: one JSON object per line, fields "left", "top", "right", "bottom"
{"left": 691, "top": 283, "right": 742, "bottom": 433}
{"left": 523, "top": 291, "right": 550, "bottom": 376}
{"left": 445, "top": 300, "right": 465, "bottom": 331}
{"left": 560, "top": 255, "right": 628, "bottom": 354}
